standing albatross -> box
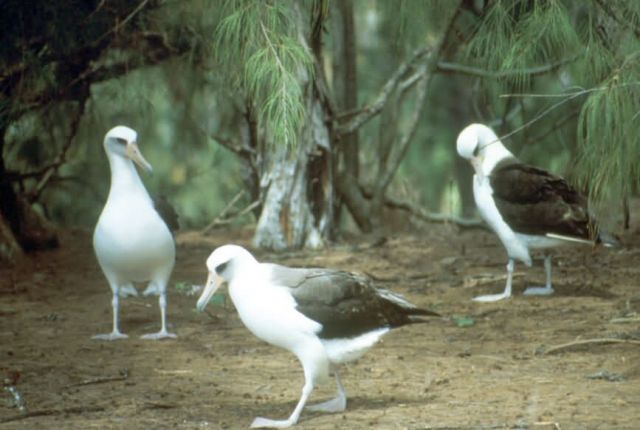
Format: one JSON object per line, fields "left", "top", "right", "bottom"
{"left": 196, "top": 245, "right": 440, "bottom": 428}
{"left": 456, "top": 123, "right": 613, "bottom": 302}
{"left": 93, "top": 125, "right": 177, "bottom": 340}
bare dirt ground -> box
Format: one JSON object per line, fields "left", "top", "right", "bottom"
{"left": 1, "top": 217, "right": 640, "bottom": 429}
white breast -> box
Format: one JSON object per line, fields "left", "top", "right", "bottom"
{"left": 473, "top": 175, "right": 532, "bottom": 266}
{"left": 93, "top": 193, "right": 175, "bottom": 283}
{"left": 228, "top": 270, "right": 322, "bottom": 353}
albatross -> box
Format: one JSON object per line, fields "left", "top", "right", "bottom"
{"left": 93, "top": 125, "right": 177, "bottom": 340}
{"left": 456, "top": 123, "right": 614, "bottom": 302}
{"left": 196, "top": 244, "right": 440, "bottom": 428}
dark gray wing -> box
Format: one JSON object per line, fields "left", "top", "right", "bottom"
{"left": 153, "top": 194, "right": 179, "bottom": 234}
{"left": 489, "top": 158, "right": 593, "bottom": 239}
{"left": 266, "top": 264, "right": 440, "bottom": 339}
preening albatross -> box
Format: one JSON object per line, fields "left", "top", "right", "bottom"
{"left": 93, "top": 125, "right": 177, "bottom": 340}
{"left": 196, "top": 244, "right": 440, "bottom": 428}
{"left": 456, "top": 123, "right": 614, "bottom": 302}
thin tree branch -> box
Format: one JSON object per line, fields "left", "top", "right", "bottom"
{"left": 374, "top": 1, "right": 463, "bottom": 198}
{"left": 358, "top": 185, "right": 486, "bottom": 229}
{"left": 0, "top": 406, "right": 106, "bottom": 424}
{"left": 201, "top": 190, "right": 246, "bottom": 233}
{"left": 24, "top": 99, "right": 87, "bottom": 203}
{"left": 335, "top": 47, "right": 430, "bottom": 135}
{"left": 94, "top": 0, "right": 152, "bottom": 44}
{"left": 523, "top": 109, "right": 580, "bottom": 145}
{"left": 11, "top": 31, "right": 186, "bottom": 122}
{"left": 436, "top": 56, "right": 579, "bottom": 78}
{"left": 375, "top": 67, "right": 429, "bottom": 195}
{"left": 594, "top": 0, "right": 640, "bottom": 39}
{"left": 383, "top": 195, "right": 486, "bottom": 230}
{"left": 202, "top": 199, "right": 260, "bottom": 233}
{"left": 495, "top": 90, "right": 587, "bottom": 143}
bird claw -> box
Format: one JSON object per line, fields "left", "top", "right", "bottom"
{"left": 118, "top": 285, "right": 138, "bottom": 297}
{"left": 140, "top": 330, "right": 177, "bottom": 340}
{"left": 472, "top": 292, "right": 511, "bottom": 302}
{"left": 306, "top": 395, "right": 346, "bottom": 413}
{"left": 92, "top": 332, "right": 129, "bottom": 341}
{"left": 142, "top": 284, "right": 161, "bottom": 296}
{"left": 251, "top": 417, "right": 295, "bottom": 428}
{"left": 523, "top": 286, "right": 554, "bottom": 296}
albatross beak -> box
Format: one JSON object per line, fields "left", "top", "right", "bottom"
{"left": 471, "top": 156, "right": 484, "bottom": 181}
{"left": 126, "top": 141, "right": 153, "bottom": 173}
{"left": 196, "top": 271, "right": 223, "bottom": 312}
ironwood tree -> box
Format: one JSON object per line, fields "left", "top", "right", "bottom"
{"left": 1, "top": 0, "right": 639, "bottom": 258}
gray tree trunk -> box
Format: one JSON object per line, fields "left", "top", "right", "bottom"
{"left": 253, "top": 83, "right": 333, "bottom": 250}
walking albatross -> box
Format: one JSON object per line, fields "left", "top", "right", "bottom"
{"left": 196, "top": 244, "right": 440, "bottom": 428}
{"left": 93, "top": 125, "right": 176, "bottom": 340}
{"left": 456, "top": 123, "right": 614, "bottom": 302}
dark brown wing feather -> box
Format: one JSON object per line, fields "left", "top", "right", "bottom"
{"left": 266, "top": 265, "right": 439, "bottom": 339}
{"left": 153, "top": 194, "right": 179, "bottom": 234}
{"left": 489, "top": 158, "right": 593, "bottom": 238}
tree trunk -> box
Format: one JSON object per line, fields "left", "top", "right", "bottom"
{"left": 253, "top": 81, "right": 333, "bottom": 250}
{"left": 0, "top": 211, "right": 23, "bottom": 262}
{"left": 0, "top": 124, "right": 23, "bottom": 262}
{"left": 0, "top": 125, "right": 59, "bottom": 260}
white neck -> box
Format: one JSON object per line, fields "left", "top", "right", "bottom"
{"left": 106, "top": 153, "right": 150, "bottom": 201}
{"left": 478, "top": 128, "right": 515, "bottom": 175}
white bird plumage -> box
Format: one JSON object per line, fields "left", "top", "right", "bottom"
{"left": 457, "top": 123, "right": 601, "bottom": 302}
{"left": 196, "top": 244, "right": 438, "bottom": 428}
{"left": 93, "top": 125, "right": 176, "bottom": 340}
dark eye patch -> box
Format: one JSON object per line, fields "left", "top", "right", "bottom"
{"left": 215, "top": 261, "right": 230, "bottom": 276}
{"left": 472, "top": 144, "right": 480, "bottom": 157}
{"left": 115, "top": 137, "right": 127, "bottom": 145}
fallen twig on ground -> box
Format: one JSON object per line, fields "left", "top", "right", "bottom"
{"left": 541, "top": 338, "right": 640, "bottom": 355}
{"left": 414, "top": 421, "right": 562, "bottom": 430}
{"left": 0, "top": 405, "right": 105, "bottom": 423}
{"left": 609, "top": 316, "right": 640, "bottom": 324}
{"left": 64, "top": 369, "right": 129, "bottom": 388}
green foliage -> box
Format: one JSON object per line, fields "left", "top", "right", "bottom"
{"left": 576, "top": 54, "right": 640, "bottom": 202}
{"left": 3, "top": 0, "right": 639, "bottom": 234}
{"left": 214, "top": 0, "right": 314, "bottom": 147}
{"left": 467, "top": 0, "right": 581, "bottom": 88}
{"left": 461, "top": 0, "right": 640, "bottom": 212}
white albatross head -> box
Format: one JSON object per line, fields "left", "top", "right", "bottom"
{"left": 196, "top": 245, "right": 258, "bottom": 311}
{"left": 456, "top": 123, "right": 514, "bottom": 179}
{"left": 104, "top": 125, "right": 153, "bottom": 173}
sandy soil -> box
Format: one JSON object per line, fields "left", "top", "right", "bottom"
{"left": 1, "top": 220, "right": 639, "bottom": 430}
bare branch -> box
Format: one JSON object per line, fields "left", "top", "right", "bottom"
{"left": 202, "top": 190, "right": 246, "bottom": 233}
{"left": 23, "top": 99, "right": 87, "bottom": 203}
{"left": 436, "top": 56, "right": 579, "bottom": 78}
{"left": 0, "top": 406, "right": 106, "bottom": 424}
{"left": 94, "top": 0, "right": 152, "bottom": 44}
{"left": 595, "top": 0, "right": 640, "bottom": 39}
{"left": 202, "top": 196, "right": 260, "bottom": 234}
{"left": 523, "top": 109, "right": 580, "bottom": 144}
{"left": 383, "top": 195, "right": 486, "bottom": 230}
{"left": 374, "top": 1, "right": 463, "bottom": 198}
{"left": 335, "top": 47, "right": 430, "bottom": 136}
{"left": 375, "top": 65, "right": 429, "bottom": 195}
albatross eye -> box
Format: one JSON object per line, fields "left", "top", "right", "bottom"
{"left": 215, "top": 261, "right": 230, "bottom": 276}
{"left": 472, "top": 144, "right": 480, "bottom": 157}
{"left": 115, "top": 137, "right": 127, "bottom": 145}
